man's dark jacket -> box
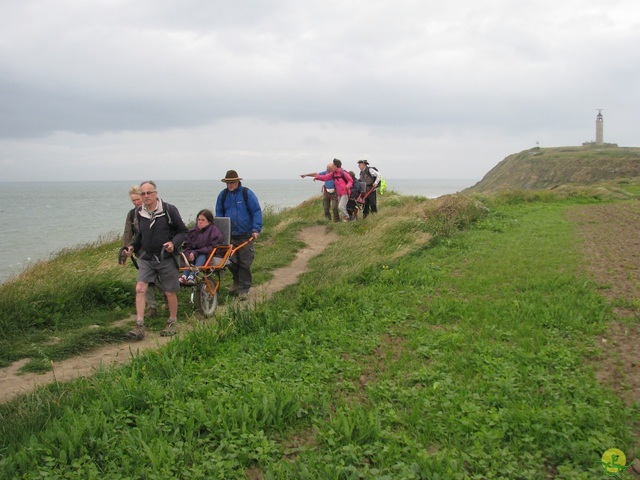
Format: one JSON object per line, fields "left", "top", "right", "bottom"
{"left": 132, "top": 200, "right": 188, "bottom": 257}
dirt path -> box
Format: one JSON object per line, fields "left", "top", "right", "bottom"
{"left": 0, "top": 225, "right": 338, "bottom": 403}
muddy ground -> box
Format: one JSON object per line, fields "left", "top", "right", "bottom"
{"left": 567, "top": 203, "right": 640, "bottom": 408}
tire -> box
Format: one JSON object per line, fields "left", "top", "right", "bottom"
{"left": 195, "top": 273, "right": 219, "bottom": 316}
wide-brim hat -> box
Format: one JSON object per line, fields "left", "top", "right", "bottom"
{"left": 221, "top": 170, "right": 242, "bottom": 183}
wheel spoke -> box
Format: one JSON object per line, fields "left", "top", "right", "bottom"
{"left": 195, "top": 273, "right": 219, "bottom": 316}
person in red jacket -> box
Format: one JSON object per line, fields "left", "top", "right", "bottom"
{"left": 314, "top": 159, "right": 353, "bottom": 222}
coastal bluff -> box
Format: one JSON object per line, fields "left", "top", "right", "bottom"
{"left": 465, "top": 145, "right": 640, "bottom": 193}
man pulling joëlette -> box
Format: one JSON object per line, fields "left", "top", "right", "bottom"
{"left": 357, "top": 160, "right": 381, "bottom": 218}
{"left": 215, "top": 170, "right": 263, "bottom": 300}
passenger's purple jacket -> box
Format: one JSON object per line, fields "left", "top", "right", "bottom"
{"left": 182, "top": 223, "right": 223, "bottom": 259}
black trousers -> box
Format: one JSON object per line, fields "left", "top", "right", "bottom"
{"left": 229, "top": 235, "right": 255, "bottom": 294}
{"left": 363, "top": 187, "right": 377, "bottom": 217}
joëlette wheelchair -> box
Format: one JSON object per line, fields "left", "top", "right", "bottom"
{"left": 178, "top": 217, "right": 252, "bottom": 316}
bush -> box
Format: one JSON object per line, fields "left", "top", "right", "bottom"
{"left": 421, "top": 194, "right": 489, "bottom": 237}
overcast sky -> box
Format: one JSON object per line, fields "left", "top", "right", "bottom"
{"left": 1, "top": 0, "right": 638, "bottom": 182}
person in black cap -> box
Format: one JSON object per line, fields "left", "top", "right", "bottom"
{"left": 215, "top": 170, "right": 263, "bottom": 301}
{"left": 357, "top": 160, "right": 381, "bottom": 218}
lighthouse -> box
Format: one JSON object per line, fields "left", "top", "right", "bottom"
{"left": 595, "top": 110, "right": 603, "bottom": 145}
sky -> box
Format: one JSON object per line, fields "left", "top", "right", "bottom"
{"left": 1, "top": 0, "right": 639, "bottom": 182}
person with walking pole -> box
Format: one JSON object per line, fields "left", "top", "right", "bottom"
{"left": 357, "top": 160, "right": 381, "bottom": 218}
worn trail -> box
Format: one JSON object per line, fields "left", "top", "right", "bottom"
{"left": 0, "top": 226, "right": 338, "bottom": 402}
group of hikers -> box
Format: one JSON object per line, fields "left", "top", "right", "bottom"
{"left": 120, "top": 170, "right": 262, "bottom": 341}
{"left": 300, "top": 158, "right": 382, "bottom": 222}
{"left": 119, "top": 160, "right": 382, "bottom": 341}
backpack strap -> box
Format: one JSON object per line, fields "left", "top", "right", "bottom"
{"left": 220, "top": 186, "right": 250, "bottom": 214}
{"left": 333, "top": 169, "right": 350, "bottom": 183}
{"left": 162, "top": 201, "right": 178, "bottom": 234}
{"left": 163, "top": 201, "right": 172, "bottom": 226}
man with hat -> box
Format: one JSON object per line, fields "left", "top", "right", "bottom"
{"left": 357, "top": 160, "right": 381, "bottom": 218}
{"left": 215, "top": 170, "right": 263, "bottom": 301}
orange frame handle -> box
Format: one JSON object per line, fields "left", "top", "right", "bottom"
{"left": 179, "top": 237, "right": 255, "bottom": 276}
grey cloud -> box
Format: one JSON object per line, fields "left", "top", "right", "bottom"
{"left": 0, "top": 0, "right": 639, "bottom": 181}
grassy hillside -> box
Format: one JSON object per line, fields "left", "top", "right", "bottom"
{"left": 467, "top": 145, "right": 640, "bottom": 193}
{"left": 0, "top": 193, "right": 483, "bottom": 373}
{"left": 1, "top": 190, "right": 639, "bottom": 478}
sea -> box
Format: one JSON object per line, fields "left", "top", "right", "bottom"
{"left": 0, "top": 178, "right": 478, "bottom": 284}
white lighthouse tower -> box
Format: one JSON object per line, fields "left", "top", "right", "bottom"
{"left": 595, "top": 109, "right": 603, "bottom": 145}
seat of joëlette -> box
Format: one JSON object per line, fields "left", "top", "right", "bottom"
{"left": 213, "top": 217, "right": 231, "bottom": 246}
{"left": 180, "top": 217, "right": 232, "bottom": 272}
{"left": 205, "top": 217, "right": 232, "bottom": 267}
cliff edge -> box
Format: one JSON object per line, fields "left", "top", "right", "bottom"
{"left": 466, "top": 145, "right": 640, "bottom": 192}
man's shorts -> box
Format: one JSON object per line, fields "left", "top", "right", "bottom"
{"left": 137, "top": 256, "right": 180, "bottom": 292}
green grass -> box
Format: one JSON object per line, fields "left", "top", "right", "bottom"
{"left": 0, "top": 191, "right": 638, "bottom": 479}
{"left": 469, "top": 145, "right": 640, "bottom": 194}
{"left": 0, "top": 202, "right": 318, "bottom": 371}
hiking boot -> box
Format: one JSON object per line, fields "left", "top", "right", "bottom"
{"left": 145, "top": 307, "right": 158, "bottom": 318}
{"left": 160, "top": 320, "right": 177, "bottom": 337}
{"left": 229, "top": 283, "right": 239, "bottom": 295}
{"left": 127, "top": 323, "right": 145, "bottom": 340}
{"left": 238, "top": 293, "right": 249, "bottom": 302}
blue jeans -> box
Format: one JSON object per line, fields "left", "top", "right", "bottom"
{"left": 185, "top": 254, "right": 207, "bottom": 278}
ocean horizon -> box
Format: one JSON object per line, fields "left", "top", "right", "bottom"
{"left": 0, "top": 178, "right": 478, "bottom": 284}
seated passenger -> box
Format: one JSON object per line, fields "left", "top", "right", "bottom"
{"left": 180, "top": 209, "right": 223, "bottom": 285}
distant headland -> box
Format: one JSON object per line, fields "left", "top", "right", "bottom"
{"left": 466, "top": 145, "right": 640, "bottom": 193}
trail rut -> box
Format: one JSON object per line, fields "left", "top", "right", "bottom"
{"left": 0, "top": 225, "right": 338, "bottom": 402}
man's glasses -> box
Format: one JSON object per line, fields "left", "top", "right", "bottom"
{"left": 140, "top": 191, "right": 156, "bottom": 196}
